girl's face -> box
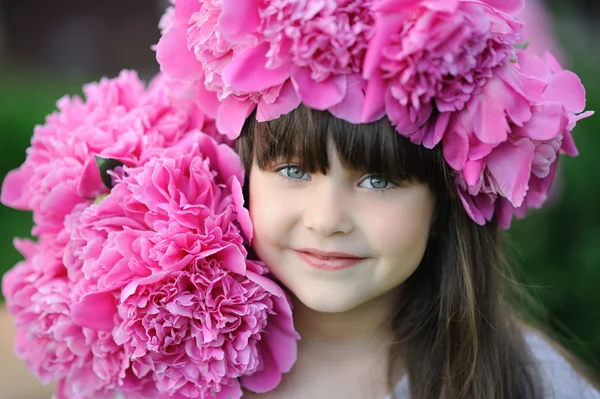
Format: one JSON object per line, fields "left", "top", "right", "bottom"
{"left": 249, "top": 140, "right": 436, "bottom": 313}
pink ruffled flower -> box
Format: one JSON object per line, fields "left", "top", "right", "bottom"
{"left": 68, "top": 135, "right": 297, "bottom": 398}
{"left": 363, "top": 0, "right": 523, "bottom": 132}
{"left": 0, "top": 71, "right": 213, "bottom": 236}
{"left": 156, "top": 0, "right": 376, "bottom": 138}
{"left": 448, "top": 50, "right": 593, "bottom": 228}
{"left": 258, "top": 0, "right": 374, "bottom": 82}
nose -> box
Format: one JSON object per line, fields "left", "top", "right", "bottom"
{"left": 302, "top": 178, "right": 354, "bottom": 237}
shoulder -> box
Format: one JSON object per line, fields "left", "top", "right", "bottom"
{"left": 524, "top": 331, "right": 600, "bottom": 399}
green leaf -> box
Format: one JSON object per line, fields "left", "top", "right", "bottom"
{"left": 95, "top": 156, "right": 124, "bottom": 189}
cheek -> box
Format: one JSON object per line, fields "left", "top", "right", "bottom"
{"left": 248, "top": 170, "right": 296, "bottom": 258}
{"left": 364, "top": 194, "right": 434, "bottom": 259}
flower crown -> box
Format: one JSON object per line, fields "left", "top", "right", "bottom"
{"left": 156, "top": 0, "right": 593, "bottom": 228}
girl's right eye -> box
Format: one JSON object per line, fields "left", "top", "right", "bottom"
{"left": 276, "top": 165, "right": 309, "bottom": 180}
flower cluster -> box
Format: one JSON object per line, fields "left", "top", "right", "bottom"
{"left": 1, "top": 72, "right": 298, "bottom": 398}
{"left": 156, "top": 0, "right": 592, "bottom": 228}
{"left": 1, "top": 71, "right": 212, "bottom": 235}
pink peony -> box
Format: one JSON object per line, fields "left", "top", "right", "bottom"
{"left": 258, "top": 0, "right": 375, "bottom": 82}
{"left": 156, "top": 0, "right": 377, "bottom": 138}
{"left": 1, "top": 72, "right": 298, "bottom": 398}
{"left": 363, "top": 0, "right": 523, "bottom": 132}
{"left": 447, "top": 50, "right": 593, "bottom": 228}
{"left": 67, "top": 134, "right": 297, "bottom": 398}
{"left": 0, "top": 70, "right": 214, "bottom": 236}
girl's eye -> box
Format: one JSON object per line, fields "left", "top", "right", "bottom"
{"left": 277, "top": 165, "right": 309, "bottom": 180}
{"left": 359, "top": 176, "right": 394, "bottom": 190}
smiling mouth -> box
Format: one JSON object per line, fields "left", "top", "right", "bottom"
{"left": 294, "top": 249, "right": 367, "bottom": 271}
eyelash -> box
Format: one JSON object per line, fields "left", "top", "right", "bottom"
{"left": 274, "top": 165, "right": 397, "bottom": 191}
{"left": 275, "top": 165, "right": 309, "bottom": 181}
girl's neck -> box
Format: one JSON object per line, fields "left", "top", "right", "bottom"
{"left": 291, "top": 288, "right": 397, "bottom": 345}
{"left": 244, "top": 290, "right": 404, "bottom": 398}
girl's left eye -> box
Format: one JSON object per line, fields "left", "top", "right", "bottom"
{"left": 359, "top": 176, "right": 395, "bottom": 190}
{"left": 277, "top": 165, "right": 309, "bottom": 180}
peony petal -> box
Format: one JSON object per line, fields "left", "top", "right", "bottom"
{"left": 474, "top": 192, "right": 496, "bottom": 222}
{"left": 361, "top": 72, "right": 387, "bottom": 122}
{"left": 375, "top": 0, "right": 458, "bottom": 13}
{"left": 291, "top": 67, "right": 347, "bottom": 110}
{"left": 71, "top": 292, "right": 117, "bottom": 331}
{"left": 463, "top": 159, "right": 484, "bottom": 186}
{"left": 215, "top": 244, "right": 247, "bottom": 275}
{"left": 231, "top": 176, "right": 253, "bottom": 241}
{"left": 241, "top": 317, "right": 298, "bottom": 392}
{"left": 442, "top": 118, "right": 470, "bottom": 170}
{"left": 560, "top": 131, "right": 579, "bottom": 157}
{"left": 481, "top": 0, "right": 524, "bottom": 14}
{"left": 456, "top": 186, "right": 487, "bottom": 225}
{"left": 257, "top": 80, "right": 301, "bottom": 122}
{"left": 174, "top": 0, "right": 200, "bottom": 23}
{"left": 495, "top": 197, "right": 515, "bottom": 230}
{"left": 41, "top": 183, "right": 80, "bottom": 215}
{"left": 516, "top": 51, "right": 549, "bottom": 78}
{"left": 216, "top": 97, "right": 256, "bottom": 139}
{"left": 520, "top": 103, "right": 567, "bottom": 140}
{"left": 223, "top": 43, "right": 292, "bottom": 92}
{"left": 220, "top": 0, "right": 262, "bottom": 43}
{"left": 156, "top": 25, "right": 204, "bottom": 82}
{"left": 486, "top": 140, "right": 535, "bottom": 207}
{"left": 386, "top": 89, "right": 432, "bottom": 136}
{"left": 0, "top": 168, "right": 31, "bottom": 209}
{"left": 216, "top": 143, "right": 245, "bottom": 184}
{"left": 363, "top": 13, "right": 405, "bottom": 78}
{"left": 329, "top": 74, "right": 366, "bottom": 124}
{"left": 193, "top": 77, "right": 221, "bottom": 118}
{"left": 77, "top": 157, "right": 105, "bottom": 198}
{"left": 544, "top": 51, "right": 564, "bottom": 74}
{"left": 215, "top": 382, "right": 243, "bottom": 399}
{"left": 472, "top": 80, "right": 510, "bottom": 144}
{"left": 422, "top": 111, "right": 451, "bottom": 149}
{"left": 543, "top": 70, "right": 586, "bottom": 113}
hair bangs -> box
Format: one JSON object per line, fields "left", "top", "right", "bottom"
{"left": 239, "top": 105, "right": 449, "bottom": 191}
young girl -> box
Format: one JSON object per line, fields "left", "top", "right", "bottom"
{"left": 228, "top": 104, "right": 599, "bottom": 399}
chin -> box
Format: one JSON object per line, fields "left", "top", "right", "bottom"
{"left": 294, "top": 288, "right": 366, "bottom": 313}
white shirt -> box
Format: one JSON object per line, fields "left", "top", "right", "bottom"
{"left": 387, "top": 332, "right": 600, "bottom": 399}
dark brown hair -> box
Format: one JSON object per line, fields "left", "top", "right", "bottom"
{"left": 237, "top": 105, "right": 545, "bottom": 399}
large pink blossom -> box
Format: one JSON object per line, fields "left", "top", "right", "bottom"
{"left": 156, "top": 0, "right": 376, "bottom": 138}
{"left": 258, "top": 0, "right": 374, "bottom": 81}
{"left": 445, "top": 50, "right": 593, "bottom": 228}
{"left": 0, "top": 71, "right": 213, "bottom": 236}
{"left": 67, "top": 135, "right": 297, "bottom": 398}
{"left": 363, "top": 0, "right": 523, "bottom": 132}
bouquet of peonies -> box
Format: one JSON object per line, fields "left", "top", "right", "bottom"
{"left": 0, "top": 71, "right": 299, "bottom": 399}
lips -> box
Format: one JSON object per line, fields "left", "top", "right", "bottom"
{"left": 294, "top": 248, "right": 367, "bottom": 271}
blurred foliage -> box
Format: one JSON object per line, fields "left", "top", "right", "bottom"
{"left": 0, "top": 9, "right": 599, "bottom": 382}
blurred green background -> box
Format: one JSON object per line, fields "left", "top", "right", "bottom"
{"left": 0, "top": 0, "right": 599, "bottom": 383}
